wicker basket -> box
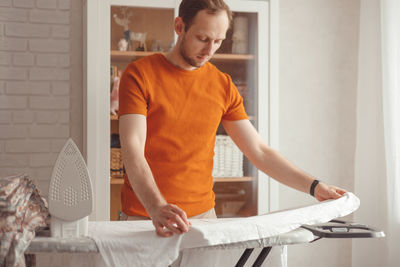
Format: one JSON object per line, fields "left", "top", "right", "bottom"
{"left": 110, "top": 148, "right": 124, "bottom": 177}
{"left": 212, "top": 135, "right": 243, "bottom": 177}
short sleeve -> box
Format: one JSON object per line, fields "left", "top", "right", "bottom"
{"left": 222, "top": 74, "right": 248, "bottom": 121}
{"left": 118, "top": 63, "right": 148, "bottom": 117}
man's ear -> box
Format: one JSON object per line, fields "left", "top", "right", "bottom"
{"left": 174, "top": 17, "right": 185, "bottom": 36}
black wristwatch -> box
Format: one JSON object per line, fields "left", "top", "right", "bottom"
{"left": 310, "top": 179, "right": 320, "bottom": 197}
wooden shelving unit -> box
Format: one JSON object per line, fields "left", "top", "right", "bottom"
{"left": 106, "top": 3, "right": 272, "bottom": 220}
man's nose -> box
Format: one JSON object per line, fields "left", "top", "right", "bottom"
{"left": 203, "top": 42, "right": 213, "bottom": 55}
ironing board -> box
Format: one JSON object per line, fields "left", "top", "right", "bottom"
{"left": 25, "top": 227, "right": 310, "bottom": 267}
{"left": 25, "top": 192, "right": 385, "bottom": 266}
{"left": 25, "top": 220, "right": 383, "bottom": 267}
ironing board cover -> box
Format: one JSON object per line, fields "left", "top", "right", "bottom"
{"left": 88, "top": 192, "right": 359, "bottom": 267}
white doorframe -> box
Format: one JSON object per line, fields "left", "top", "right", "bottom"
{"left": 83, "top": 0, "right": 111, "bottom": 221}
{"left": 268, "top": 0, "right": 280, "bottom": 213}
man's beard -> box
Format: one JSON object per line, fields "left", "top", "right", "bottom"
{"left": 179, "top": 34, "right": 207, "bottom": 68}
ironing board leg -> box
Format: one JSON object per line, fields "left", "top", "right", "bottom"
{"left": 235, "top": 248, "right": 254, "bottom": 267}
{"left": 252, "top": 247, "right": 272, "bottom": 267}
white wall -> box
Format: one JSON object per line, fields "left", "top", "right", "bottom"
{"left": 279, "top": 0, "right": 360, "bottom": 266}
{"left": 0, "top": 0, "right": 79, "bottom": 199}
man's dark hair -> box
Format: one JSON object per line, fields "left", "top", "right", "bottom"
{"left": 178, "top": 0, "right": 233, "bottom": 31}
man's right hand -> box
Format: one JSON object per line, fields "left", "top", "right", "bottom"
{"left": 149, "top": 203, "right": 191, "bottom": 237}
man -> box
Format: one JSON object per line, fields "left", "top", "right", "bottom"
{"left": 118, "top": 0, "right": 346, "bottom": 238}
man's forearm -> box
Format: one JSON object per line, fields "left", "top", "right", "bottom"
{"left": 221, "top": 119, "right": 345, "bottom": 200}
{"left": 122, "top": 147, "right": 166, "bottom": 216}
{"left": 250, "top": 145, "right": 315, "bottom": 193}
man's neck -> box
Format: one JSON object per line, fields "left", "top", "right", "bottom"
{"left": 165, "top": 46, "right": 198, "bottom": 71}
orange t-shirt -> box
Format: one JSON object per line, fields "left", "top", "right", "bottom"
{"left": 118, "top": 54, "right": 248, "bottom": 217}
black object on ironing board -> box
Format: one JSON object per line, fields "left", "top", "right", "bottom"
{"left": 234, "top": 220, "right": 384, "bottom": 267}
{"left": 301, "top": 219, "right": 385, "bottom": 241}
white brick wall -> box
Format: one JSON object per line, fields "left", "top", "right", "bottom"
{"left": 0, "top": 52, "right": 11, "bottom": 65}
{"left": 7, "top": 81, "right": 50, "bottom": 94}
{"left": 0, "top": 82, "right": 4, "bottom": 93}
{"left": 0, "top": 0, "right": 71, "bottom": 197}
{"left": 13, "top": 0, "right": 34, "bottom": 8}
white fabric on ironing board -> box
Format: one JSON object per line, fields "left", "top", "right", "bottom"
{"left": 88, "top": 192, "right": 359, "bottom": 267}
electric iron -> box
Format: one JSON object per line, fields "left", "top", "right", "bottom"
{"left": 48, "top": 138, "right": 93, "bottom": 237}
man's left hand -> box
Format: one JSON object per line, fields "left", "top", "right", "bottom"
{"left": 314, "top": 182, "right": 347, "bottom": 202}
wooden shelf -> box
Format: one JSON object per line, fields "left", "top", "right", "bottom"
{"left": 110, "top": 177, "right": 124, "bottom": 185}
{"left": 111, "top": 176, "right": 253, "bottom": 184}
{"left": 111, "top": 50, "right": 156, "bottom": 60}
{"left": 213, "top": 176, "right": 253, "bottom": 183}
{"left": 110, "top": 50, "right": 254, "bottom": 61}
{"left": 211, "top": 53, "right": 255, "bottom": 61}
